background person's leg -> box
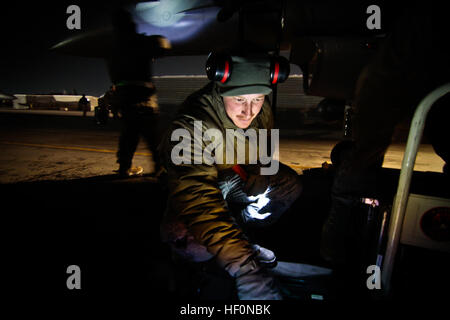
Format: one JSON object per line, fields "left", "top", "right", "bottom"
{"left": 117, "top": 109, "right": 141, "bottom": 174}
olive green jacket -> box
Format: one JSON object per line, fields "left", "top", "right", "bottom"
{"left": 160, "top": 82, "right": 274, "bottom": 276}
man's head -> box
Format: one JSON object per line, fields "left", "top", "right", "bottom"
{"left": 207, "top": 53, "right": 289, "bottom": 95}
{"left": 223, "top": 94, "right": 265, "bottom": 129}
{"left": 206, "top": 53, "right": 290, "bottom": 128}
{"left": 208, "top": 55, "right": 271, "bottom": 128}
{"left": 223, "top": 93, "right": 265, "bottom": 129}
{"left": 211, "top": 55, "right": 273, "bottom": 97}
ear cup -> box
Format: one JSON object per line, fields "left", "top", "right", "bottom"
{"left": 206, "top": 53, "right": 290, "bottom": 85}
{"left": 206, "top": 52, "right": 232, "bottom": 83}
{"left": 270, "top": 56, "right": 290, "bottom": 84}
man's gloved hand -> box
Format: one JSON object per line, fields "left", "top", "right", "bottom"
{"left": 235, "top": 256, "right": 282, "bottom": 300}
{"left": 241, "top": 186, "right": 272, "bottom": 223}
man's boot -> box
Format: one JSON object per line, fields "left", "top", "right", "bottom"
{"left": 116, "top": 165, "right": 144, "bottom": 177}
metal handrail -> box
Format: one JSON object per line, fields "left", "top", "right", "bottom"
{"left": 382, "top": 83, "right": 450, "bottom": 293}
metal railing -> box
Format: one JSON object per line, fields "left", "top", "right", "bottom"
{"left": 382, "top": 83, "right": 450, "bottom": 293}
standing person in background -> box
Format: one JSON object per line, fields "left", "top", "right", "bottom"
{"left": 78, "top": 94, "right": 89, "bottom": 117}
{"left": 106, "top": 8, "right": 170, "bottom": 177}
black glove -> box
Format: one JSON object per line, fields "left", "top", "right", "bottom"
{"left": 235, "top": 257, "right": 282, "bottom": 300}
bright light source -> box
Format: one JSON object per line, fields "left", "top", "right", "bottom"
{"left": 133, "top": 3, "right": 219, "bottom": 43}
{"left": 245, "top": 187, "right": 272, "bottom": 220}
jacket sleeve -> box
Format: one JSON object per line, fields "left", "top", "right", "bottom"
{"left": 162, "top": 119, "right": 254, "bottom": 277}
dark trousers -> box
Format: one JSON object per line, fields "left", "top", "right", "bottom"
{"left": 117, "top": 107, "right": 160, "bottom": 171}
{"left": 113, "top": 85, "right": 160, "bottom": 171}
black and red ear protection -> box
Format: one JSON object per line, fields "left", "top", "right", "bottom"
{"left": 206, "top": 52, "right": 290, "bottom": 84}
{"left": 205, "top": 52, "right": 233, "bottom": 83}
{"left": 269, "top": 56, "right": 290, "bottom": 84}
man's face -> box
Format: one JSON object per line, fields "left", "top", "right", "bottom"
{"left": 223, "top": 94, "right": 265, "bottom": 129}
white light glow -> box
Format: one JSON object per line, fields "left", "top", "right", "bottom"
{"left": 246, "top": 187, "right": 272, "bottom": 220}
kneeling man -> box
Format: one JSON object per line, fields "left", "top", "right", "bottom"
{"left": 159, "top": 54, "right": 302, "bottom": 300}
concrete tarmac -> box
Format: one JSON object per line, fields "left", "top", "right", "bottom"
{"left": 0, "top": 108, "right": 444, "bottom": 183}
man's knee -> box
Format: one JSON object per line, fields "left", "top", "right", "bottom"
{"left": 243, "top": 162, "right": 302, "bottom": 204}
{"left": 268, "top": 162, "right": 302, "bottom": 203}
{"left": 160, "top": 215, "right": 214, "bottom": 263}
{"left": 246, "top": 163, "right": 302, "bottom": 226}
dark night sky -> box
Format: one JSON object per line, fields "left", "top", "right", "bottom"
{"left": 0, "top": 1, "right": 405, "bottom": 97}
{"left": 0, "top": 1, "right": 210, "bottom": 96}
{"left": 0, "top": 1, "right": 304, "bottom": 97}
